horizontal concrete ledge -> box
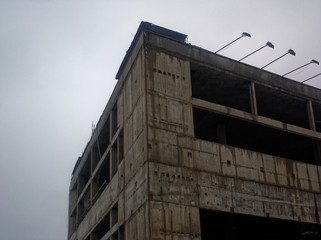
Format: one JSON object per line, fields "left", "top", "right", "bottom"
{"left": 192, "top": 97, "right": 321, "bottom": 141}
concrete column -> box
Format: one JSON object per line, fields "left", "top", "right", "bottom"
{"left": 307, "top": 100, "right": 316, "bottom": 131}
{"left": 308, "top": 101, "right": 321, "bottom": 165}
{"left": 249, "top": 82, "right": 258, "bottom": 115}
{"left": 313, "top": 141, "right": 321, "bottom": 165}
{"left": 111, "top": 145, "right": 118, "bottom": 178}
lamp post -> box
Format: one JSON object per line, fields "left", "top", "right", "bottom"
{"left": 301, "top": 73, "right": 321, "bottom": 83}
{"left": 215, "top": 32, "right": 251, "bottom": 54}
{"left": 283, "top": 59, "right": 319, "bottom": 77}
{"left": 261, "top": 49, "right": 296, "bottom": 69}
{"left": 239, "top": 42, "right": 274, "bottom": 62}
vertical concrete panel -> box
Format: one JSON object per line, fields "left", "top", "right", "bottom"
{"left": 296, "top": 162, "right": 310, "bottom": 190}
{"left": 286, "top": 160, "right": 298, "bottom": 188}
{"left": 118, "top": 191, "right": 125, "bottom": 225}
{"left": 273, "top": 157, "right": 288, "bottom": 186}
{"left": 150, "top": 201, "right": 165, "bottom": 239}
{"left": 148, "top": 127, "right": 178, "bottom": 145}
{"left": 180, "top": 148, "right": 196, "bottom": 169}
{"left": 182, "top": 103, "right": 194, "bottom": 137}
{"left": 133, "top": 97, "right": 145, "bottom": 141}
{"left": 124, "top": 116, "right": 133, "bottom": 155}
{"left": 132, "top": 52, "right": 144, "bottom": 107}
{"left": 262, "top": 154, "right": 277, "bottom": 184}
{"left": 126, "top": 214, "right": 137, "bottom": 240}
{"left": 147, "top": 92, "right": 193, "bottom": 137}
{"left": 137, "top": 206, "right": 147, "bottom": 240}
{"left": 125, "top": 159, "right": 148, "bottom": 221}
{"left": 124, "top": 74, "right": 132, "bottom": 121}
{"left": 220, "top": 145, "right": 236, "bottom": 176}
{"left": 152, "top": 51, "right": 192, "bottom": 100}
{"left": 307, "top": 164, "right": 321, "bottom": 191}
{"left": 149, "top": 162, "right": 198, "bottom": 206}
{"left": 124, "top": 134, "right": 146, "bottom": 186}
{"left": 149, "top": 140, "right": 178, "bottom": 165}
{"left": 235, "top": 148, "right": 260, "bottom": 181}
{"left": 117, "top": 91, "right": 124, "bottom": 129}
{"left": 150, "top": 202, "right": 201, "bottom": 239}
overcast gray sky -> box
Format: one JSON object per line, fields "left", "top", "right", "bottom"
{"left": 0, "top": 1, "right": 321, "bottom": 239}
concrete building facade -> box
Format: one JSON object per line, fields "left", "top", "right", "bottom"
{"left": 68, "top": 22, "right": 321, "bottom": 240}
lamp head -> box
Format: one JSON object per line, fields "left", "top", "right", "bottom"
{"left": 288, "top": 49, "right": 296, "bottom": 56}
{"left": 311, "top": 59, "right": 320, "bottom": 65}
{"left": 242, "top": 32, "right": 251, "bottom": 37}
{"left": 266, "top": 42, "right": 274, "bottom": 49}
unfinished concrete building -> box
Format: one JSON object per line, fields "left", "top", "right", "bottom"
{"left": 68, "top": 22, "right": 321, "bottom": 240}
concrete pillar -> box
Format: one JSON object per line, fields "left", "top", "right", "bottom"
{"left": 307, "top": 100, "right": 316, "bottom": 131}
{"left": 249, "top": 82, "right": 258, "bottom": 115}
{"left": 306, "top": 100, "right": 321, "bottom": 164}
{"left": 313, "top": 141, "right": 321, "bottom": 165}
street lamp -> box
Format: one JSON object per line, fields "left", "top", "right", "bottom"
{"left": 261, "top": 49, "right": 296, "bottom": 69}
{"left": 283, "top": 59, "right": 319, "bottom": 77}
{"left": 215, "top": 32, "right": 251, "bottom": 54}
{"left": 239, "top": 42, "right": 274, "bottom": 62}
{"left": 301, "top": 73, "right": 321, "bottom": 83}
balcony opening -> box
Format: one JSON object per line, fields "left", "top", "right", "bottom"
{"left": 98, "top": 117, "right": 110, "bottom": 157}
{"left": 256, "top": 84, "right": 309, "bottom": 129}
{"left": 92, "top": 212, "right": 110, "bottom": 239}
{"left": 111, "top": 142, "right": 118, "bottom": 178}
{"left": 191, "top": 62, "right": 251, "bottom": 113}
{"left": 193, "top": 107, "right": 318, "bottom": 165}
{"left": 200, "top": 209, "right": 321, "bottom": 240}
{"left": 119, "top": 225, "right": 124, "bottom": 240}
{"left": 313, "top": 101, "right": 321, "bottom": 132}
{"left": 111, "top": 202, "right": 118, "bottom": 227}
{"left": 92, "top": 153, "right": 110, "bottom": 205}
{"left": 78, "top": 156, "right": 91, "bottom": 196}
{"left": 77, "top": 187, "right": 91, "bottom": 224}
{"left": 91, "top": 142, "right": 100, "bottom": 174}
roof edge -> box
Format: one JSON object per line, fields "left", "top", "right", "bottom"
{"left": 115, "top": 21, "right": 187, "bottom": 79}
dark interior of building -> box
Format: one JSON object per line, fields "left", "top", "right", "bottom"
{"left": 191, "top": 62, "right": 321, "bottom": 165}
{"left": 191, "top": 62, "right": 311, "bottom": 130}
{"left": 200, "top": 209, "right": 321, "bottom": 240}
{"left": 193, "top": 107, "right": 317, "bottom": 165}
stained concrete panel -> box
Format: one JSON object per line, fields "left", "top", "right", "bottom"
{"left": 133, "top": 97, "right": 145, "bottom": 141}
{"left": 148, "top": 50, "right": 192, "bottom": 101}
{"left": 147, "top": 93, "right": 192, "bottom": 135}
{"left": 126, "top": 203, "right": 149, "bottom": 240}
{"left": 150, "top": 162, "right": 198, "bottom": 206}
{"left": 124, "top": 74, "right": 133, "bottom": 121}
{"left": 150, "top": 201, "right": 201, "bottom": 240}
{"left": 131, "top": 51, "right": 144, "bottom": 107}
{"left": 117, "top": 91, "right": 124, "bottom": 129}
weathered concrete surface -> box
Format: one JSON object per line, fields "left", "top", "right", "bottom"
{"left": 69, "top": 47, "right": 149, "bottom": 239}
{"left": 69, "top": 25, "right": 321, "bottom": 240}
{"left": 150, "top": 201, "right": 201, "bottom": 240}
{"left": 146, "top": 45, "right": 321, "bottom": 239}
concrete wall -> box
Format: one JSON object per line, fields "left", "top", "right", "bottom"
{"left": 69, "top": 47, "right": 149, "bottom": 240}
{"left": 146, "top": 48, "right": 321, "bottom": 239}
{"left": 146, "top": 49, "right": 202, "bottom": 239}
{"left": 70, "top": 29, "right": 321, "bottom": 239}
